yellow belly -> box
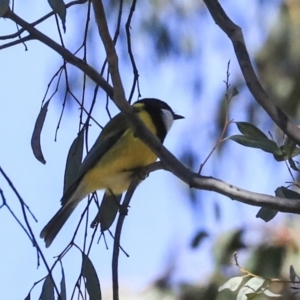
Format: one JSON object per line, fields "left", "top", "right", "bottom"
{"left": 83, "top": 127, "right": 157, "bottom": 195}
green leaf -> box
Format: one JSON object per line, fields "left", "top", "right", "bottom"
{"left": 90, "top": 193, "right": 122, "bottom": 231}
{"left": 31, "top": 100, "right": 50, "bottom": 164}
{"left": 273, "top": 146, "right": 300, "bottom": 161}
{"left": 81, "top": 253, "right": 101, "bottom": 300}
{"left": 48, "top": 0, "right": 66, "bottom": 32}
{"left": 275, "top": 186, "right": 300, "bottom": 200}
{"left": 256, "top": 207, "right": 278, "bottom": 222}
{"left": 283, "top": 136, "right": 297, "bottom": 157}
{"left": 288, "top": 158, "right": 300, "bottom": 171}
{"left": 229, "top": 135, "right": 280, "bottom": 154}
{"left": 218, "top": 276, "right": 244, "bottom": 292}
{"left": 256, "top": 186, "right": 300, "bottom": 222}
{"left": 39, "top": 275, "right": 54, "bottom": 300}
{"left": 0, "top": 0, "right": 9, "bottom": 17}
{"left": 235, "top": 122, "right": 268, "bottom": 139}
{"left": 64, "top": 129, "right": 84, "bottom": 193}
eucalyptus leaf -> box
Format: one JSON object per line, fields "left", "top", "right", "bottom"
{"left": 48, "top": 0, "right": 66, "bottom": 32}
{"left": 235, "top": 122, "right": 268, "bottom": 139}
{"left": 275, "top": 186, "right": 300, "bottom": 200}
{"left": 288, "top": 158, "right": 300, "bottom": 172}
{"left": 229, "top": 135, "right": 280, "bottom": 154}
{"left": 31, "top": 100, "right": 50, "bottom": 164}
{"left": 273, "top": 146, "right": 300, "bottom": 161}
{"left": 24, "top": 292, "right": 30, "bottom": 300}
{"left": 60, "top": 263, "right": 67, "bottom": 300}
{"left": 191, "top": 230, "right": 209, "bottom": 249}
{"left": 39, "top": 275, "right": 54, "bottom": 300}
{"left": 0, "top": 0, "right": 9, "bottom": 17}
{"left": 256, "top": 207, "right": 278, "bottom": 222}
{"left": 81, "top": 253, "right": 101, "bottom": 300}
{"left": 90, "top": 193, "right": 122, "bottom": 231}
{"left": 218, "top": 276, "right": 244, "bottom": 292}
{"left": 283, "top": 136, "right": 297, "bottom": 158}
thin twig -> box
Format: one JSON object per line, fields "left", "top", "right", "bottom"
{"left": 125, "top": 0, "right": 141, "bottom": 103}
{"left": 112, "top": 173, "right": 140, "bottom": 300}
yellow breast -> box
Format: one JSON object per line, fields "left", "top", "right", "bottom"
{"left": 83, "top": 109, "right": 157, "bottom": 194}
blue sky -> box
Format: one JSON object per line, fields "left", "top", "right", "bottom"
{"left": 0, "top": 1, "right": 287, "bottom": 299}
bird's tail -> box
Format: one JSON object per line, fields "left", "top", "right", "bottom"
{"left": 40, "top": 202, "right": 77, "bottom": 248}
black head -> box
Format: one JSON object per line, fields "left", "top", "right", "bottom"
{"left": 134, "top": 98, "right": 184, "bottom": 142}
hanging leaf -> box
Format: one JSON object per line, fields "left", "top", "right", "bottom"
{"left": 60, "top": 263, "right": 67, "bottom": 300}
{"left": 81, "top": 253, "right": 101, "bottom": 300}
{"left": 288, "top": 158, "right": 300, "bottom": 172}
{"left": 256, "top": 207, "right": 278, "bottom": 222}
{"left": 258, "top": 186, "right": 300, "bottom": 221}
{"left": 0, "top": 0, "right": 9, "bottom": 17}
{"left": 235, "top": 122, "right": 268, "bottom": 139}
{"left": 190, "top": 230, "right": 209, "bottom": 249}
{"left": 90, "top": 193, "right": 122, "bottom": 231}
{"left": 39, "top": 275, "right": 55, "bottom": 300}
{"left": 229, "top": 134, "right": 280, "bottom": 154}
{"left": 63, "top": 128, "right": 84, "bottom": 193}
{"left": 31, "top": 100, "right": 50, "bottom": 164}
{"left": 23, "top": 292, "right": 30, "bottom": 300}
{"left": 48, "top": 0, "right": 67, "bottom": 32}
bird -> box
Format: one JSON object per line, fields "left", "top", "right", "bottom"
{"left": 40, "top": 98, "right": 183, "bottom": 247}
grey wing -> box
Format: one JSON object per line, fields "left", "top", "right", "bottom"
{"left": 61, "top": 112, "right": 128, "bottom": 205}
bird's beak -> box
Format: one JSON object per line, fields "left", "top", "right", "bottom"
{"left": 174, "top": 114, "right": 184, "bottom": 120}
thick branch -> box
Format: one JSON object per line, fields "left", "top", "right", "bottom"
{"left": 203, "top": 0, "right": 300, "bottom": 146}
{"left": 91, "top": 0, "right": 127, "bottom": 109}
{"left": 144, "top": 162, "right": 300, "bottom": 214}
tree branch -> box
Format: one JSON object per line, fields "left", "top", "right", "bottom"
{"left": 75, "top": 0, "right": 300, "bottom": 216}
{"left": 203, "top": 0, "right": 300, "bottom": 146}
{"left": 4, "top": 3, "right": 300, "bottom": 218}
{"left": 142, "top": 162, "right": 300, "bottom": 214}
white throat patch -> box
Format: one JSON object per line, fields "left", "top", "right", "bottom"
{"left": 161, "top": 109, "right": 174, "bottom": 132}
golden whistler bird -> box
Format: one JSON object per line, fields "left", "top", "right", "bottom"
{"left": 40, "top": 98, "right": 183, "bottom": 247}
